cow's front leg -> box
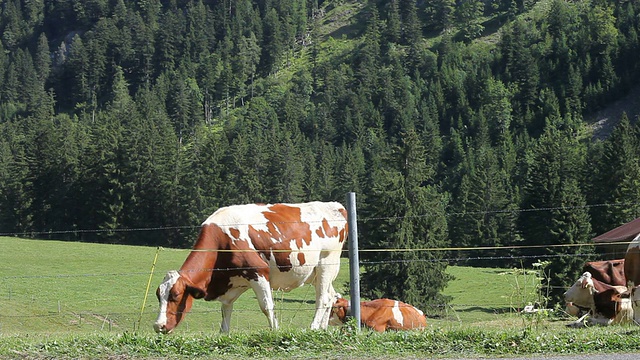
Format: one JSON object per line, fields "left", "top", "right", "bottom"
{"left": 220, "top": 302, "right": 233, "bottom": 333}
{"left": 250, "top": 275, "right": 278, "bottom": 329}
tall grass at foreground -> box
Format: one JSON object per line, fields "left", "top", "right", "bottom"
{"left": 2, "top": 325, "right": 640, "bottom": 359}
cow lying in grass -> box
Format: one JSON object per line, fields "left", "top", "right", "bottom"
{"left": 329, "top": 296, "right": 427, "bottom": 332}
{"left": 563, "top": 271, "right": 633, "bottom": 327}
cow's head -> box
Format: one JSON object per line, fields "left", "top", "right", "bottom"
{"left": 329, "top": 296, "right": 350, "bottom": 326}
{"left": 564, "top": 272, "right": 596, "bottom": 312}
{"left": 153, "top": 270, "right": 205, "bottom": 334}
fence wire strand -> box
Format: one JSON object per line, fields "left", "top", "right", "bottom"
{"left": 1, "top": 201, "right": 636, "bottom": 238}
{"left": 0, "top": 201, "right": 635, "bottom": 331}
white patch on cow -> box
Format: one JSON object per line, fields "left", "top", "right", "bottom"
{"left": 154, "top": 270, "right": 180, "bottom": 332}
{"left": 627, "top": 233, "right": 640, "bottom": 253}
{"left": 215, "top": 276, "right": 250, "bottom": 304}
{"left": 392, "top": 301, "right": 404, "bottom": 326}
{"left": 202, "top": 204, "right": 271, "bottom": 244}
{"left": 615, "top": 298, "right": 633, "bottom": 324}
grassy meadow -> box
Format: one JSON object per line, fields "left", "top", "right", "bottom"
{"left": 0, "top": 236, "right": 542, "bottom": 335}
{"left": 3, "top": 236, "right": 639, "bottom": 359}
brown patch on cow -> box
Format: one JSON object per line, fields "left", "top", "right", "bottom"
{"left": 248, "top": 225, "right": 294, "bottom": 272}
{"left": 593, "top": 288, "right": 624, "bottom": 319}
{"left": 322, "top": 218, "right": 340, "bottom": 238}
{"left": 338, "top": 208, "right": 349, "bottom": 243}
{"left": 584, "top": 259, "right": 626, "bottom": 286}
{"left": 339, "top": 227, "right": 347, "bottom": 243}
{"left": 262, "top": 204, "right": 313, "bottom": 248}
{"left": 179, "top": 224, "right": 235, "bottom": 301}
{"left": 229, "top": 227, "right": 241, "bottom": 240}
{"left": 297, "top": 252, "right": 306, "bottom": 266}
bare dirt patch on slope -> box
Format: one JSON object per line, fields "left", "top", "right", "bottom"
{"left": 587, "top": 85, "right": 640, "bottom": 140}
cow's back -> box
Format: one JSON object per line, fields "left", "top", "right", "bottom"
{"left": 583, "top": 259, "right": 626, "bottom": 287}
{"left": 203, "top": 202, "right": 348, "bottom": 291}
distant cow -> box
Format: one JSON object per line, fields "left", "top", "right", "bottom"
{"left": 564, "top": 272, "right": 632, "bottom": 327}
{"left": 329, "top": 296, "right": 427, "bottom": 332}
{"left": 154, "top": 202, "right": 348, "bottom": 334}
{"left": 583, "top": 259, "right": 626, "bottom": 287}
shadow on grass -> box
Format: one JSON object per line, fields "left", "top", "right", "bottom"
{"left": 454, "top": 306, "right": 514, "bottom": 314}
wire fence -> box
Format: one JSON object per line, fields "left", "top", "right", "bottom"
{"left": 1, "top": 200, "right": 637, "bottom": 238}
{"left": 0, "top": 244, "right": 628, "bottom": 334}
{"left": 0, "top": 201, "right": 635, "bottom": 334}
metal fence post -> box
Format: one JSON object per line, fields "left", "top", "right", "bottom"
{"left": 346, "top": 192, "right": 361, "bottom": 331}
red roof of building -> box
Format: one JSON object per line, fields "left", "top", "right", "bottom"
{"left": 593, "top": 217, "right": 640, "bottom": 243}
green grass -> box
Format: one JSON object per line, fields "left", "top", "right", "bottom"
{"left": 0, "top": 237, "right": 354, "bottom": 335}
{"left": 1, "top": 236, "right": 630, "bottom": 359}
{"left": 0, "top": 237, "right": 545, "bottom": 335}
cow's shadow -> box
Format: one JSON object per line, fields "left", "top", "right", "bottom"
{"left": 455, "top": 306, "right": 513, "bottom": 314}
{"left": 250, "top": 296, "right": 315, "bottom": 305}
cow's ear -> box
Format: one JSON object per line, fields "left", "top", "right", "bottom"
{"left": 181, "top": 277, "right": 206, "bottom": 299}
{"left": 187, "top": 285, "right": 206, "bottom": 299}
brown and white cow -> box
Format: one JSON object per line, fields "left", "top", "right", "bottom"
{"left": 329, "top": 296, "right": 427, "bottom": 332}
{"left": 563, "top": 272, "right": 632, "bottom": 327}
{"left": 153, "top": 202, "right": 348, "bottom": 334}
{"left": 583, "top": 259, "right": 626, "bottom": 287}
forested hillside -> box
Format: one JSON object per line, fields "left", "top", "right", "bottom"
{"left": 1, "top": 0, "right": 640, "bottom": 305}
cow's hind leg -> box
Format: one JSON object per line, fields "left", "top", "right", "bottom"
{"left": 310, "top": 253, "right": 341, "bottom": 330}
{"left": 249, "top": 275, "right": 278, "bottom": 329}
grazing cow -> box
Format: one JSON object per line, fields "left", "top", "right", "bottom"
{"left": 154, "top": 201, "right": 348, "bottom": 334}
{"left": 329, "top": 296, "right": 427, "bottom": 332}
{"left": 583, "top": 259, "right": 626, "bottom": 287}
{"left": 563, "top": 272, "right": 632, "bottom": 327}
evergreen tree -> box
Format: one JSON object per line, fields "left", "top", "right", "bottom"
{"left": 384, "top": 0, "right": 401, "bottom": 44}
{"left": 518, "top": 122, "right": 592, "bottom": 304}
{"left": 361, "top": 130, "right": 451, "bottom": 312}
{"left": 34, "top": 33, "right": 51, "bottom": 85}
{"left": 0, "top": 122, "right": 31, "bottom": 233}
{"left": 455, "top": 0, "right": 485, "bottom": 42}
{"left": 261, "top": 7, "right": 283, "bottom": 75}
{"left": 424, "top": 0, "right": 455, "bottom": 32}
{"left": 500, "top": 19, "right": 540, "bottom": 133}
{"left": 589, "top": 113, "right": 640, "bottom": 236}
{"left": 356, "top": 5, "right": 381, "bottom": 98}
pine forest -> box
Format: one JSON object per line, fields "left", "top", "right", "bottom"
{"left": 1, "top": 0, "right": 640, "bottom": 306}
